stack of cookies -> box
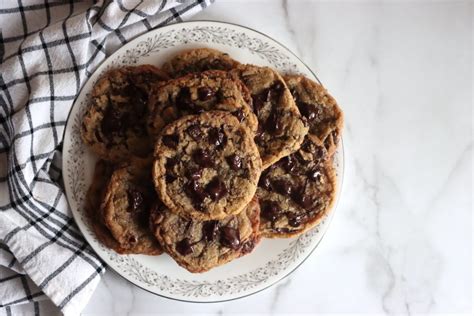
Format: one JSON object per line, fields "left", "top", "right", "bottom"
{"left": 81, "top": 48, "right": 343, "bottom": 273}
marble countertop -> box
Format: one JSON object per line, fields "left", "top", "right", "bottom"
{"left": 83, "top": 1, "right": 472, "bottom": 314}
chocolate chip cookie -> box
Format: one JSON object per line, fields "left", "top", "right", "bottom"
{"left": 147, "top": 70, "right": 257, "bottom": 139}
{"left": 162, "top": 48, "right": 240, "bottom": 78}
{"left": 150, "top": 197, "right": 261, "bottom": 273}
{"left": 81, "top": 65, "right": 168, "bottom": 163}
{"left": 257, "top": 137, "right": 337, "bottom": 238}
{"left": 101, "top": 158, "right": 162, "bottom": 255}
{"left": 231, "top": 65, "right": 308, "bottom": 169}
{"left": 285, "top": 75, "right": 343, "bottom": 156}
{"left": 153, "top": 111, "right": 262, "bottom": 221}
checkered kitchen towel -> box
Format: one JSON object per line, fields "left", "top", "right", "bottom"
{"left": 0, "top": 1, "right": 212, "bottom": 315}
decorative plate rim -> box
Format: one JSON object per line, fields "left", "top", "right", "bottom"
{"left": 62, "top": 20, "right": 345, "bottom": 303}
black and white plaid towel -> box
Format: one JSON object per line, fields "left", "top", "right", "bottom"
{"left": 0, "top": 1, "right": 211, "bottom": 315}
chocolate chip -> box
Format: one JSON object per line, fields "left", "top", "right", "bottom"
{"left": 185, "top": 180, "right": 207, "bottom": 204}
{"left": 208, "top": 127, "right": 226, "bottom": 148}
{"left": 280, "top": 155, "right": 295, "bottom": 173}
{"left": 265, "top": 110, "right": 282, "bottom": 135}
{"left": 272, "top": 179, "right": 293, "bottom": 196}
{"left": 220, "top": 226, "right": 240, "bottom": 249}
{"left": 287, "top": 213, "right": 306, "bottom": 227}
{"left": 165, "top": 174, "right": 176, "bottom": 183}
{"left": 192, "top": 149, "right": 213, "bottom": 167}
{"left": 176, "top": 87, "right": 193, "bottom": 111}
{"left": 307, "top": 169, "right": 322, "bottom": 182}
{"left": 162, "top": 134, "right": 179, "bottom": 149}
{"left": 297, "top": 102, "right": 319, "bottom": 121}
{"left": 202, "top": 220, "right": 219, "bottom": 242}
{"left": 166, "top": 157, "right": 178, "bottom": 169}
{"left": 226, "top": 154, "right": 242, "bottom": 170}
{"left": 258, "top": 171, "right": 272, "bottom": 191}
{"left": 291, "top": 187, "right": 313, "bottom": 210}
{"left": 205, "top": 177, "right": 227, "bottom": 201}
{"left": 176, "top": 238, "right": 193, "bottom": 255}
{"left": 198, "top": 87, "right": 214, "bottom": 101}
{"left": 241, "top": 239, "right": 255, "bottom": 254}
{"left": 271, "top": 81, "right": 284, "bottom": 93}
{"left": 127, "top": 188, "right": 144, "bottom": 212}
{"left": 186, "top": 124, "right": 202, "bottom": 140}
{"left": 261, "top": 201, "right": 281, "bottom": 222}
{"left": 232, "top": 109, "right": 246, "bottom": 122}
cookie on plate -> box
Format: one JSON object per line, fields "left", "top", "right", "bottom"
{"left": 147, "top": 70, "right": 257, "bottom": 138}
{"left": 81, "top": 65, "right": 168, "bottom": 163}
{"left": 150, "top": 197, "right": 261, "bottom": 273}
{"left": 85, "top": 160, "right": 126, "bottom": 252}
{"left": 285, "top": 75, "right": 343, "bottom": 155}
{"left": 153, "top": 111, "right": 262, "bottom": 221}
{"left": 101, "top": 158, "right": 162, "bottom": 255}
{"left": 231, "top": 65, "right": 308, "bottom": 169}
{"left": 257, "top": 137, "right": 337, "bottom": 238}
{"left": 162, "top": 48, "right": 240, "bottom": 78}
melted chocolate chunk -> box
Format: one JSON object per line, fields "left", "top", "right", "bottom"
{"left": 272, "top": 179, "right": 293, "bottom": 196}
{"left": 192, "top": 149, "right": 213, "bottom": 168}
{"left": 186, "top": 124, "right": 202, "bottom": 140}
{"left": 127, "top": 188, "right": 144, "bottom": 212}
{"left": 258, "top": 171, "right": 272, "bottom": 191}
{"left": 291, "top": 187, "right": 313, "bottom": 210}
{"left": 205, "top": 178, "right": 227, "bottom": 201}
{"left": 185, "top": 180, "right": 207, "bottom": 204}
{"left": 176, "top": 238, "right": 193, "bottom": 255}
{"left": 265, "top": 110, "right": 282, "bottom": 135}
{"left": 162, "top": 134, "right": 179, "bottom": 149}
{"left": 232, "top": 109, "right": 246, "bottom": 122}
{"left": 261, "top": 200, "right": 281, "bottom": 222}
{"left": 166, "top": 157, "right": 178, "bottom": 169}
{"left": 197, "top": 87, "right": 214, "bottom": 101}
{"left": 220, "top": 226, "right": 240, "bottom": 249}
{"left": 208, "top": 127, "right": 226, "bottom": 148}
{"left": 202, "top": 220, "right": 219, "bottom": 242}
{"left": 307, "top": 169, "right": 322, "bottom": 182}
{"left": 165, "top": 174, "right": 176, "bottom": 183}
{"left": 176, "top": 87, "right": 195, "bottom": 113}
{"left": 226, "top": 154, "right": 242, "bottom": 170}
{"left": 287, "top": 212, "right": 306, "bottom": 227}
{"left": 297, "top": 101, "right": 319, "bottom": 121}
{"left": 280, "top": 155, "right": 295, "bottom": 173}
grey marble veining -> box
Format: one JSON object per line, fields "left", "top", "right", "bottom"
{"left": 82, "top": 1, "right": 473, "bottom": 315}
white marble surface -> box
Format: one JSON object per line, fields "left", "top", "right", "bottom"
{"left": 82, "top": 1, "right": 473, "bottom": 315}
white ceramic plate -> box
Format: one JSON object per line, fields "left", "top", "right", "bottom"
{"left": 62, "top": 21, "right": 344, "bottom": 302}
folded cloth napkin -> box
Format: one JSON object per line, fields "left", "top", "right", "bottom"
{"left": 0, "top": 1, "right": 212, "bottom": 315}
